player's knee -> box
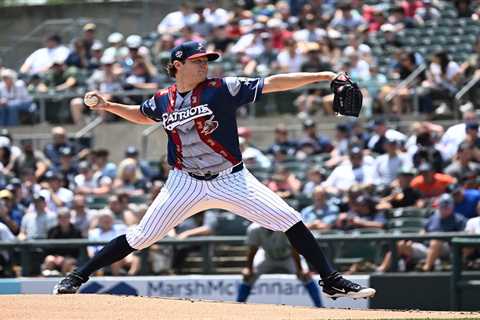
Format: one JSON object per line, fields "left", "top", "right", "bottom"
{"left": 126, "top": 228, "right": 157, "bottom": 250}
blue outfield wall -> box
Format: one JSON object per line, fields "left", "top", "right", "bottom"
{"left": 0, "top": 279, "right": 21, "bottom": 294}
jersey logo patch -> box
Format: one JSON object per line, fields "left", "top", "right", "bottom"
{"left": 200, "top": 115, "right": 219, "bottom": 135}
{"left": 238, "top": 77, "right": 252, "bottom": 86}
{"left": 147, "top": 98, "right": 156, "bottom": 111}
{"left": 162, "top": 104, "right": 213, "bottom": 131}
{"left": 208, "top": 79, "right": 221, "bottom": 88}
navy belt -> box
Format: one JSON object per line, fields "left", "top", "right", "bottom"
{"left": 188, "top": 162, "right": 244, "bottom": 181}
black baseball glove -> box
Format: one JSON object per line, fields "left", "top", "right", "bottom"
{"left": 330, "top": 72, "right": 363, "bottom": 117}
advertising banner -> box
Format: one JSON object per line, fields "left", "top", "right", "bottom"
{"left": 5, "top": 275, "right": 370, "bottom": 309}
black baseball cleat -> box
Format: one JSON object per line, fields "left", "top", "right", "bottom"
{"left": 319, "top": 272, "right": 376, "bottom": 299}
{"left": 53, "top": 271, "right": 88, "bottom": 294}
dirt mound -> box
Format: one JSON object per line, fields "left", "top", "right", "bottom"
{"left": 1, "top": 295, "right": 479, "bottom": 320}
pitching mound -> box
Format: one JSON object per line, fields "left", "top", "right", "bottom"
{"left": 1, "top": 295, "right": 479, "bottom": 320}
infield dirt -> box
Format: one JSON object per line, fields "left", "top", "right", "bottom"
{"left": 1, "top": 295, "right": 479, "bottom": 320}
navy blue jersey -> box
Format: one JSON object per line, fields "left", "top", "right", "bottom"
{"left": 140, "top": 77, "right": 264, "bottom": 172}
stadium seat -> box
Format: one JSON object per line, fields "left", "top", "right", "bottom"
{"left": 86, "top": 196, "right": 109, "bottom": 210}
{"left": 391, "top": 227, "right": 423, "bottom": 234}
{"left": 391, "top": 207, "right": 430, "bottom": 219}
{"left": 388, "top": 217, "right": 426, "bottom": 230}
{"left": 295, "top": 194, "right": 313, "bottom": 210}
{"left": 129, "top": 195, "right": 148, "bottom": 205}
{"left": 285, "top": 198, "right": 300, "bottom": 210}
{"left": 334, "top": 241, "right": 379, "bottom": 267}
{"left": 350, "top": 228, "right": 386, "bottom": 235}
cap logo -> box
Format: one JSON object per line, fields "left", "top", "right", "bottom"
{"left": 175, "top": 51, "right": 183, "bottom": 58}
{"left": 197, "top": 43, "right": 205, "bottom": 52}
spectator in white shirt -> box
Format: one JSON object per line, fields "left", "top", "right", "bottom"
{"left": 293, "top": 14, "right": 327, "bottom": 44}
{"left": 347, "top": 52, "right": 370, "bottom": 82}
{"left": 157, "top": 2, "right": 199, "bottom": 35}
{"left": 230, "top": 23, "right": 266, "bottom": 56}
{"left": 19, "top": 194, "right": 57, "bottom": 240}
{"left": 0, "top": 69, "right": 34, "bottom": 126}
{"left": 323, "top": 145, "right": 375, "bottom": 194}
{"left": 39, "top": 171, "right": 74, "bottom": 213}
{"left": 276, "top": 38, "right": 304, "bottom": 73}
{"left": 373, "top": 139, "right": 412, "bottom": 186}
{"left": 103, "top": 32, "right": 128, "bottom": 63}
{"left": 439, "top": 111, "right": 478, "bottom": 161}
{"left": 19, "top": 34, "right": 70, "bottom": 76}
{"left": 203, "top": 0, "right": 230, "bottom": 27}
{"left": 463, "top": 204, "right": 480, "bottom": 266}
{"left": 74, "top": 161, "right": 112, "bottom": 196}
{"left": 239, "top": 137, "right": 271, "bottom": 169}
{"left": 343, "top": 34, "right": 371, "bottom": 61}
{"left": 0, "top": 214, "right": 14, "bottom": 276}
{"left": 329, "top": 3, "right": 365, "bottom": 33}
{"left": 70, "top": 194, "right": 94, "bottom": 238}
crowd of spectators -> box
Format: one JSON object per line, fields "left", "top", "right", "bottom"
{"left": 2, "top": 0, "right": 480, "bottom": 125}
{"left": 0, "top": 107, "right": 479, "bottom": 276}
{"left": 1, "top": 0, "right": 480, "bottom": 277}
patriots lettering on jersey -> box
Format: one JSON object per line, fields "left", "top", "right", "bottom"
{"left": 162, "top": 104, "right": 213, "bottom": 131}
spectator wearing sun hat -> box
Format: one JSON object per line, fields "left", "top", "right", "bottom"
{"left": 104, "top": 32, "right": 128, "bottom": 63}
{"left": 0, "top": 189, "right": 23, "bottom": 235}
{"left": 122, "top": 34, "right": 152, "bottom": 74}
{"left": 81, "top": 23, "right": 97, "bottom": 59}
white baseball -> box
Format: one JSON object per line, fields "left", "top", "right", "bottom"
{"left": 84, "top": 95, "right": 98, "bottom": 107}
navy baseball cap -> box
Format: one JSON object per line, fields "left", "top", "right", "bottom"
{"left": 170, "top": 41, "right": 220, "bottom": 63}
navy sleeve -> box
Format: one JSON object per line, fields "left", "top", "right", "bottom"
{"left": 140, "top": 96, "right": 162, "bottom": 122}
{"left": 222, "top": 77, "right": 264, "bottom": 109}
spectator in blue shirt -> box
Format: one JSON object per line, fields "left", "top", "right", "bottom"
{"left": 450, "top": 184, "right": 480, "bottom": 219}
{"left": 378, "top": 193, "right": 466, "bottom": 272}
{"left": 301, "top": 186, "right": 339, "bottom": 231}
{"left": 266, "top": 124, "right": 297, "bottom": 158}
{"left": 336, "top": 195, "right": 386, "bottom": 231}
{"left": 422, "top": 193, "right": 467, "bottom": 271}
{"left": 43, "top": 127, "right": 75, "bottom": 167}
{"left": 298, "top": 119, "right": 333, "bottom": 156}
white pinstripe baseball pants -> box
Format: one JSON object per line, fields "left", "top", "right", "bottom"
{"left": 126, "top": 167, "right": 302, "bottom": 250}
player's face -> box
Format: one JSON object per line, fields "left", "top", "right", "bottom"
{"left": 184, "top": 57, "right": 208, "bottom": 81}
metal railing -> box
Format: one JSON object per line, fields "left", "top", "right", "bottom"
{"left": 450, "top": 237, "right": 480, "bottom": 310}
{"left": 141, "top": 123, "right": 163, "bottom": 159}
{"left": 384, "top": 64, "right": 426, "bottom": 104}
{"left": 455, "top": 74, "right": 480, "bottom": 102}
{"left": 74, "top": 115, "right": 104, "bottom": 139}
{"left": 0, "top": 232, "right": 476, "bottom": 276}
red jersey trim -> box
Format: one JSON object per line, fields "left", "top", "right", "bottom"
{"left": 192, "top": 81, "right": 239, "bottom": 165}
{"left": 167, "top": 84, "right": 183, "bottom": 169}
